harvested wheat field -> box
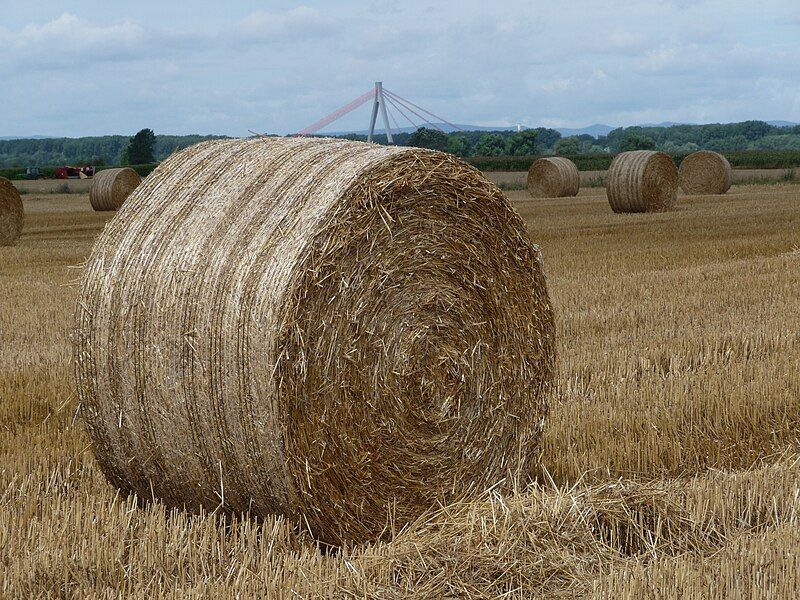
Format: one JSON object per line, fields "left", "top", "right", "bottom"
{"left": 1, "top": 183, "right": 800, "bottom": 598}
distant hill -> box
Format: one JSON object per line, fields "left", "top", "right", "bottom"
{"left": 0, "top": 135, "right": 55, "bottom": 141}
{"left": 555, "top": 124, "right": 615, "bottom": 138}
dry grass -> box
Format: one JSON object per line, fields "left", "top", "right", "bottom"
{"left": 1, "top": 184, "right": 800, "bottom": 597}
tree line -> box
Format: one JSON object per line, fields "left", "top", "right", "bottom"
{"left": 1, "top": 121, "right": 799, "bottom": 169}
{"left": 0, "top": 130, "right": 226, "bottom": 168}
{"left": 365, "top": 120, "right": 800, "bottom": 156}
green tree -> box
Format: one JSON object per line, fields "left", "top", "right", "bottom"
{"left": 555, "top": 136, "right": 582, "bottom": 155}
{"left": 620, "top": 135, "right": 656, "bottom": 151}
{"left": 474, "top": 133, "right": 508, "bottom": 156}
{"left": 118, "top": 146, "right": 131, "bottom": 166}
{"left": 507, "top": 130, "right": 538, "bottom": 156}
{"left": 407, "top": 127, "right": 450, "bottom": 152}
{"left": 531, "top": 128, "right": 562, "bottom": 152}
{"left": 123, "top": 128, "right": 156, "bottom": 165}
{"left": 446, "top": 136, "right": 469, "bottom": 156}
{"left": 706, "top": 135, "right": 749, "bottom": 152}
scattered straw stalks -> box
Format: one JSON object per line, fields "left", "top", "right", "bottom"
{"left": 606, "top": 151, "right": 678, "bottom": 213}
{"left": 73, "top": 137, "right": 556, "bottom": 546}
{"left": 679, "top": 151, "right": 733, "bottom": 195}
{"left": 527, "top": 157, "right": 580, "bottom": 198}
{"left": 0, "top": 176, "right": 24, "bottom": 246}
{"left": 89, "top": 167, "right": 142, "bottom": 211}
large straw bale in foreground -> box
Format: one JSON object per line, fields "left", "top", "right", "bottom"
{"left": 74, "top": 137, "right": 556, "bottom": 545}
{"left": 527, "top": 157, "right": 580, "bottom": 198}
{"left": 679, "top": 151, "right": 732, "bottom": 195}
{"left": 0, "top": 177, "right": 24, "bottom": 246}
{"left": 89, "top": 167, "right": 142, "bottom": 211}
{"left": 606, "top": 151, "right": 678, "bottom": 213}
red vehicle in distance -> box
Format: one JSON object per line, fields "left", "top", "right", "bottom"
{"left": 55, "top": 165, "right": 95, "bottom": 179}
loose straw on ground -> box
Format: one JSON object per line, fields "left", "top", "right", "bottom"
{"left": 74, "top": 137, "right": 556, "bottom": 545}
{"left": 606, "top": 150, "right": 678, "bottom": 213}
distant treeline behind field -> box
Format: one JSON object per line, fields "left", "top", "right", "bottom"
{"left": 2, "top": 120, "right": 800, "bottom": 171}
{"left": 0, "top": 135, "right": 227, "bottom": 170}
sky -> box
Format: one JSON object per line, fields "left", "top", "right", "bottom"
{"left": 1, "top": 0, "right": 799, "bottom": 137}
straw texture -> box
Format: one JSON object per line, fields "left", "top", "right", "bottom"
{"left": 679, "top": 151, "right": 732, "bottom": 195}
{"left": 0, "top": 177, "right": 24, "bottom": 246}
{"left": 527, "top": 157, "right": 580, "bottom": 198}
{"left": 89, "top": 167, "right": 142, "bottom": 211}
{"left": 606, "top": 151, "right": 678, "bottom": 213}
{"left": 74, "top": 137, "right": 556, "bottom": 545}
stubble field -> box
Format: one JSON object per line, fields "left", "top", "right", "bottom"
{"left": 1, "top": 184, "right": 799, "bottom": 598}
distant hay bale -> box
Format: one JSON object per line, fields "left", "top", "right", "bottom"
{"left": 74, "top": 137, "right": 556, "bottom": 545}
{"left": 89, "top": 167, "right": 142, "bottom": 211}
{"left": 606, "top": 151, "right": 678, "bottom": 213}
{"left": 0, "top": 177, "right": 24, "bottom": 246}
{"left": 527, "top": 157, "right": 580, "bottom": 198}
{"left": 679, "top": 151, "right": 732, "bottom": 195}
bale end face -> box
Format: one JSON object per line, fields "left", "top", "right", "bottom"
{"left": 0, "top": 177, "right": 24, "bottom": 246}
{"left": 606, "top": 151, "right": 678, "bottom": 213}
{"left": 89, "top": 167, "right": 143, "bottom": 211}
{"left": 74, "top": 137, "right": 556, "bottom": 546}
{"left": 527, "top": 157, "right": 580, "bottom": 198}
{"left": 679, "top": 151, "right": 732, "bottom": 195}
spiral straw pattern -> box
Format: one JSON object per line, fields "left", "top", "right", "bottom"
{"left": 679, "top": 151, "right": 732, "bottom": 195}
{"left": 74, "top": 137, "right": 556, "bottom": 545}
{"left": 89, "top": 167, "right": 142, "bottom": 211}
{"left": 527, "top": 157, "right": 580, "bottom": 198}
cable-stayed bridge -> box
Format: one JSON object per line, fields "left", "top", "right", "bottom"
{"left": 294, "top": 82, "right": 461, "bottom": 142}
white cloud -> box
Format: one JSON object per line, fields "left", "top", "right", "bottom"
{"left": 4, "top": 13, "right": 148, "bottom": 62}
{"left": 0, "top": 1, "right": 799, "bottom": 136}
{"left": 232, "top": 7, "right": 336, "bottom": 42}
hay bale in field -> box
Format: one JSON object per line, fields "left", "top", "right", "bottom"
{"left": 0, "top": 177, "right": 24, "bottom": 246}
{"left": 527, "top": 157, "right": 580, "bottom": 198}
{"left": 89, "top": 167, "right": 142, "bottom": 211}
{"left": 74, "top": 137, "right": 556, "bottom": 545}
{"left": 606, "top": 150, "right": 678, "bottom": 213}
{"left": 679, "top": 151, "right": 732, "bottom": 195}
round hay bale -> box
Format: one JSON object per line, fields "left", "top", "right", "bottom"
{"left": 606, "top": 150, "right": 678, "bottom": 213}
{"left": 679, "top": 150, "right": 732, "bottom": 195}
{"left": 0, "top": 177, "right": 24, "bottom": 246}
{"left": 74, "top": 137, "right": 556, "bottom": 545}
{"left": 89, "top": 167, "right": 142, "bottom": 211}
{"left": 527, "top": 157, "right": 580, "bottom": 198}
